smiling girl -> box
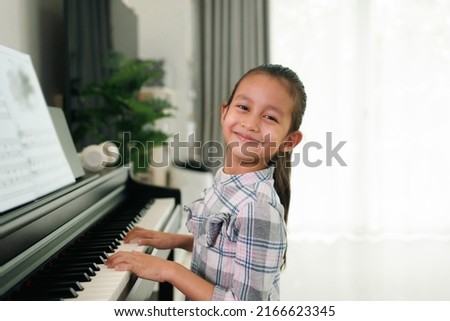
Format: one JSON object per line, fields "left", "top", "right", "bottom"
{"left": 106, "top": 64, "right": 307, "bottom": 301}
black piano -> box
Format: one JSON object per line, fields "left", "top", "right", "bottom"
{"left": 0, "top": 46, "right": 181, "bottom": 301}
{"left": 0, "top": 165, "right": 181, "bottom": 301}
{"left": 0, "top": 104, "right": 181, "bottom": 301}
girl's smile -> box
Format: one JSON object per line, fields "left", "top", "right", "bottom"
{"left": 233, "top": 131, "right": 262, "bottom": 144}
{"left": 221, "top": 73, "right": 302, "bottom": 174}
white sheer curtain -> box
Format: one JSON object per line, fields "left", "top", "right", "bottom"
{"left": 269, "top": 0, "right": 450, "bottom": 239}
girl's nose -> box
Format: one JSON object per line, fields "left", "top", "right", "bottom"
{"left": 241, "top": 115, "right": 260, "bottom": 132}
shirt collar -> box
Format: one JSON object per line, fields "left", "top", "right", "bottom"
{"left": 215, "top": 166, "right": 275, "bottom": 187}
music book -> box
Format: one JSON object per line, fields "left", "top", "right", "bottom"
{"left": 0, "top": 45, "right": 75, "bottom": 213}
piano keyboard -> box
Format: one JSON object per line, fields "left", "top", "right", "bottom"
{"left": 11, "top": 197, "right": 179, "bottom": 301}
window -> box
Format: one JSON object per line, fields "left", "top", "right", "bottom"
{"left": 270, "top": 0, "right": 450, "bottom": 239}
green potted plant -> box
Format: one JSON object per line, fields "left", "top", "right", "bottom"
{"left": 72, "top": 52, "right": 174, "bottom": 174}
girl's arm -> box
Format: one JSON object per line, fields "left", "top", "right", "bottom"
{"left": 105, "top": 251, "right": 214, "bottom": 300}
{"left": 165, "top": 259, "right": 215, "bottom": 300}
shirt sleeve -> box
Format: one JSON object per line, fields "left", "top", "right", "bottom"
{"left": 211, "top": 198, "right": 287, "bottom": 300}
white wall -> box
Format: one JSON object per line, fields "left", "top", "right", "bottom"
{"left": 125, "top": 0, "right": 197, "bottom": 144}
{"left": 0, "top": 0, "right": 64, "bottom": 107}
{"left": 0, "top": 1, "right": 39, "bottom": 62}
{"left": 111, "top": 0, "right": 138, "bottom": 59}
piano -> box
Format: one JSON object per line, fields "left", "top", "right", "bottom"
{"left": 0, "top": 46, "right": 182, "bottom": 301}
{"left": 0, "top": 166, "right": 181, "bottom": 301}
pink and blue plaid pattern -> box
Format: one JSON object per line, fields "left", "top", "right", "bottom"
{"left": 185, "top": 167, "right": 287, "bottom": 300}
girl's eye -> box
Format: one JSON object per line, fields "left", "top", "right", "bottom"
{"left": 237, "top": 105, "right": 248, "bottom": 111}
{"left": 264, "top": 115, "right": 278, "bottom": 122}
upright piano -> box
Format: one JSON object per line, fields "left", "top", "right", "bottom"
{"left": 0, "top": 166, "right": 181, "bottom": 301}
{"left": 0, "top": 45, "right": 182, "bottom": 301}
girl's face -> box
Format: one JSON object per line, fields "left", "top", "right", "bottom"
{"left": 221, "top": 73, "right": 302, "bottom": 174}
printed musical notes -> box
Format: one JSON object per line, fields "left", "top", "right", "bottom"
{"left": 0, "top": 45, "right": 75, "bottom": 213}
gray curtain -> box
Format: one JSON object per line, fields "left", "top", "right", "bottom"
{"left": 64, "top": 0, "right": 112, "bottom": 149}
{"left": 194, "top": 0, "right": 269, "bottom": 169}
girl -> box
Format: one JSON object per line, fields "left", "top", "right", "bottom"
{"left": 105, "top": 64, "right": 307, "bottom": 300}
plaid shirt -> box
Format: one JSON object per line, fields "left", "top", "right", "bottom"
{"left": 185, "top": 167, "right": 287, "bottom": 300}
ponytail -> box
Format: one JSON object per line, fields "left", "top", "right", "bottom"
{"left": 273, "top": 151, "right": 293, "bottom": 224}
{"left": 272, "top": 151, "right": 293, "bottom": 270}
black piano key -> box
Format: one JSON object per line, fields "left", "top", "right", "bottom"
{"left": 37, "top": 272, "right": 92, "bottom": 282}
{"left": 69, "top": 244, "right": 115, "bottom": 253}
{"left": 98, "top": 219, "right": 136, "bottom": 226}
{"left": 75, "top": 238, "right": 120, "bottom": 247}
{"left": 66, "top": 250, "right": 108, "bottom": 258}
{"left": 88, "top": 223, "right": 130, "bottom": 229}
{"left": 8, "top": 198, "right": 158, "bottom": 300}
{"left": 43, "top": 266, "right": 96, "bottom": 277}
{"left": 85, "top": 231, "right": 127, "bottom": 239}
{"left": 18, "top": 287, "right": 79, "bottom": 300}
{"left": 85, "top": 225, "right": 127, "bottom": 231}
{"left": 56, "top": 255, "right": 106, "bottom": 265}
{"left": 49, "top": 262, "right": 101, "bottom": 272}
{"left": 28, "top": 280, "right": 84, "bottom": 292}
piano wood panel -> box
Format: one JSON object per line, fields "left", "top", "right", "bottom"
{"left": 0, "top": 167, "right": 181, "bottom": 301}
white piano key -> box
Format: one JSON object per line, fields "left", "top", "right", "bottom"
{"left": 135, "top": 198, "right": 175, "bottom": 230}
{"left": 66, "top": 198, "right": 177, "bottom": 301}
{"left": 70, "top": 243, "right": 146, "bottom": 300}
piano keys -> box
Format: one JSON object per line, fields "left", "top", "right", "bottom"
{"left": 0, "top": 166, "right": 181, "bottom": 301}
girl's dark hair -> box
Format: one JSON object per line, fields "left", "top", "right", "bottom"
{"left": 225, "top": 64, "right": 307, "bottom": 224}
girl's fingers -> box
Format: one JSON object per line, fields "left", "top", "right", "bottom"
{"left": 114, "top": 263, "right": 133, "bottom": 271}
{"left": 106, "top": 251, "right": 132, "bottom": 267}
{"left": 123, "top": 228, "right": 155, "bottom": 243}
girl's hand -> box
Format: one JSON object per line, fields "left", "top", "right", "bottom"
{"left": 124, "top": 227, "right": 176, "bottom": 248}
{"left": 106, "top": 250, "right": 215, "bottom": 301}
{"left": 124, "top": 227, "right": 193, "bottom": 251}
{"left": 105, "top": 251, "right": 170, "bottom": 282}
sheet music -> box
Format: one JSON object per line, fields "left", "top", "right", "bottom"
{"left": 0, "top": 45, "right": 75, "bottom": 213}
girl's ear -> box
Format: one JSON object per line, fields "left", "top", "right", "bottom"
{"left": 221, "top": 104, "right": 229, "bottom": 125}
{"left": 280, "top": 130, "right": 303, "bottom": 152}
